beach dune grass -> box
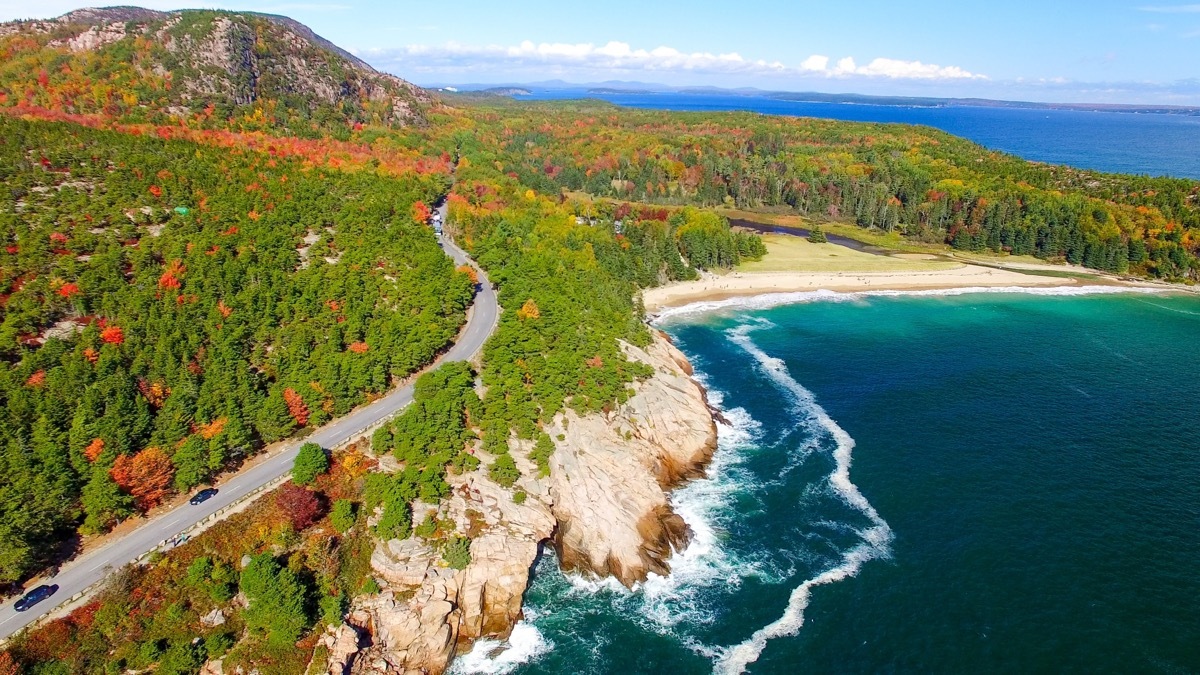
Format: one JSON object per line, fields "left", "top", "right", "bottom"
{"left": 737, "top": 234, "right": 960, "bottom": 274}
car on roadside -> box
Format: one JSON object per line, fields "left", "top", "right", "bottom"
{"left": 14, "top": 584, "right": 57, "bottom": 612}
{"left": 188, "top": 487, "right": 218, "bottom": 505}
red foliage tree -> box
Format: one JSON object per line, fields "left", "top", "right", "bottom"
{"left": 158, "top": 259, "right": 184, "bottom": 290}
{"left": 110, "top": 447, "right": 175, "bottom": 510}
{"left": 347, "top": 341, "right": 369, "bottom": 354}
{"left": 99, "top": 325, "right": 124, "bottom": 345}
{"left": 25, "top": 370, "right": 46, "bottom": 387}
{"left": 283, "top": 388, "right": 310, "bottom": 427}
{"left": 57, "top": 282, "right": 80, "bottom": 298}
{"left": 275, "top": 483, "right": 324, "bottom": 531}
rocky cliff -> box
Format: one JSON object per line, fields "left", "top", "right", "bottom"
{"left": 331, "top": 331, "right": 717, "bottom": 674}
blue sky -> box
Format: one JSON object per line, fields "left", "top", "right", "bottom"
{"left": 3, "top": 0, "right": 1200, "bottom": 103}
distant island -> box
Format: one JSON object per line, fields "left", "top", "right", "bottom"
{"left": 480, "top": 87, "right": 532, "bottom": 96}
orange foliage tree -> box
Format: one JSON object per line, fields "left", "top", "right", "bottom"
{"left": 110, "top": 447, "right": 175, "bottom": 510}
{"left": 283, "top": 388, "right": 310, "bottom": 427}
{"left": 83, "top": 438, "right": 105, "bottom": 462}
{"left": 411, "top": 200, "right": 431, "bottom": 223}
{"left": 99, "top": 325, "right": 124, "bottom": 345}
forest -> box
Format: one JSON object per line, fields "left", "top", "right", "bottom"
{"left": 0, "top": 116, "right": 473, "bottom": 586}
{"left": 451, "top": 99, "right": 1199, "bottom": 280}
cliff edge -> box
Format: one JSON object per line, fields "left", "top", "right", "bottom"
{"left": 328, "top": 331, "right": 716, "bottom": 674}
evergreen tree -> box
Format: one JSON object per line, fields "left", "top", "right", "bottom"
{"left": 292, "top": 442, "right": 329, "bottom": 486}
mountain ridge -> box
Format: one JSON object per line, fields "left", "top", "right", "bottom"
{"left": 0, "top": 6, "right": 433, "bottom": 129}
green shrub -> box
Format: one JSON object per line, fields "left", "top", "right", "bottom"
{"left": 488, "top": 452, "right": 520, "bottom": 487}
{"left": 512, "top": 491, "right": 527, "bottom": 504}
{"left": 374, "top": 499, "right": 411, "bottom": 541}
{"left": 442, "top": 536, "right": 472, "bottom": 570}
{"left": 292, "top": 442, "right": 330, "bottom": 486}
{"left": 530, "top": 433, "right": 555, "bottom": 477}
{"left": 205, "top": 632, "right": 235, "bottom": 660}
{"left": 330, "top": 499, "right": 357, "bottom": 533}
{"left": 185, "top": 556, "right": 213, "bottom": 586}
{"left": 319, "top": 592, "right": 347, "bottom": 627}
{"left": 414, "top": 513, "right": 438, "bottom": 539}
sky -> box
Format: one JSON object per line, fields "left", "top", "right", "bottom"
{"left": 2, "top": 0, "right": 1200, "bottom": 104}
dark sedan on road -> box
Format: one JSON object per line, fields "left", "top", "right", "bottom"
{"left": 14, "top": 584, "right": 57, "bottom": 612}
{"left": 189, "top": 488, "right": 218, "bottom": 505}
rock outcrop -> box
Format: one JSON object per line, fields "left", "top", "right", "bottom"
{"left": 343, "top": 331, "right": 716, "bottom": 673}
{"left": 547, "top": 334, "right": 718, "bottom": 585}
{"left": 347, "top": 469, "right": 555, "bottom": 674}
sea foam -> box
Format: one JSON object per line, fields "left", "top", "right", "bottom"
{"left": 449, "top": 622, "right": 553, "bottom": 675}
{"left": 714, "top": 321, "right": 894, "bottom": 674}
{"left": 652, "top": 284, "right": 1170, "bottom": 324}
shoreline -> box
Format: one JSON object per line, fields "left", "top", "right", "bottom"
{"left": 640, "top": 264, "right": 1156, "bottom": 313}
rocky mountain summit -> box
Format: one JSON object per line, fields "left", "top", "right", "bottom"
{"left": 0, "top": 7, "right": 430, "bottom": 127}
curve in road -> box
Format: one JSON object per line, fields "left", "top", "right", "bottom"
{"left": 0, "top": 229, "right": 496, "bottom": 641}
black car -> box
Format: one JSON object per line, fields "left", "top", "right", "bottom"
{"left": 14, "top": 584, "right": 56, "bottom": 612}
{"left": 189, "top": 488, "right": 218, "bottom": 505}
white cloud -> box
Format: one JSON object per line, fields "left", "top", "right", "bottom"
{"left": 365, "top": 40, "right": 985, "bottom": 81}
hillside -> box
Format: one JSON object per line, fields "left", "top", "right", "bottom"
{"left": 0, "top": 7, "right": 431, "bottom": 133}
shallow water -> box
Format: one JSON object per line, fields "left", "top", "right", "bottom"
{"left": 454, "top": 288, "right": 1200, "bottom": 674}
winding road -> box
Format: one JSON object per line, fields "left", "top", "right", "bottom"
{"left": 0, "top": 219, "right": 496, "bottom": 641}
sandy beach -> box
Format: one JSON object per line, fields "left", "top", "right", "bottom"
{"left": 641, "top": 264, "right": 1091, "bottom": 312}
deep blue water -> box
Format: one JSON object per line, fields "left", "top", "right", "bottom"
{"left": 454, "top": 289, "right": 1200, "bottom": 674}
{"left": 521, "top": 90, "right": 1200, "bottom": 179}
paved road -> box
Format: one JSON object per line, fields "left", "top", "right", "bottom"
{"left": 0, "top": 228, "right": 496, "bottom": 640}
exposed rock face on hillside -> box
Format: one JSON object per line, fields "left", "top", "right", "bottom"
{"left": 337, "top": 331, "right": 717, "bottom": 674}
{"left": 0, "top": 7, "right": 430, "bottom": 126}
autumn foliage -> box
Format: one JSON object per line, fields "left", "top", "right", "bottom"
{"left": 283, "top": 388, "right": 310, "bottom": 427}
{"left": 456, "top": 264, "right": 478, "bottom": 284}
{"left": 412, "top": 200, "right": 431, "bottom": 224}
{"left": 83, "top": 438, "right": 105, "bottom": 462}
{"left": 99, "top": 325, "right": 124, "bottom": 345}
{"left": 275, "top": 482, "right": 324, "bottom": 531}
{"left": 517, "top": 299, "right": 541, "bottom": 320}
{"left": 110, "top": 447, "right": 174, "bottom": 510}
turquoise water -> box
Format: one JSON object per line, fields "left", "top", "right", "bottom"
{"left": 454, "top": 288, "right": 1200, "bottom": 674}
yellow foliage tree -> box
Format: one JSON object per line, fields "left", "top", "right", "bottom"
{"left": 517, "top": 298, "right": 540, "bottom": 320}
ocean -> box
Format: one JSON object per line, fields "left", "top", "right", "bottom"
{"left": 454, "top": 288, "right": 1200, "bottom": 674}
{"left": 521, "top": 90, "right": 1200, "bottom": 179}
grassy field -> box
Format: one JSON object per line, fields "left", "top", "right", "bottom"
{"left": 737, "top": 234, "right": 960, "bottom": 273}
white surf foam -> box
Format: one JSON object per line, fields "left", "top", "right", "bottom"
{"left": 714, "top": 322, "right": 894, "bottom": 674}
{"left": 652, "top": 284, "right": 1170, "bottom": 323}
{"left": 637, "top": 403, "right": 764, "bottom": 629}
{"left": 449, "top": 622, "right": 553, "bottom": 675}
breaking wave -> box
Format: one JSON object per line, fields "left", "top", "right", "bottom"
{"left": 449, "top": 622, "right": 553, "bottom": 675}
{"left": 713, "top": 321, "right": 894, "bottom": 674}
